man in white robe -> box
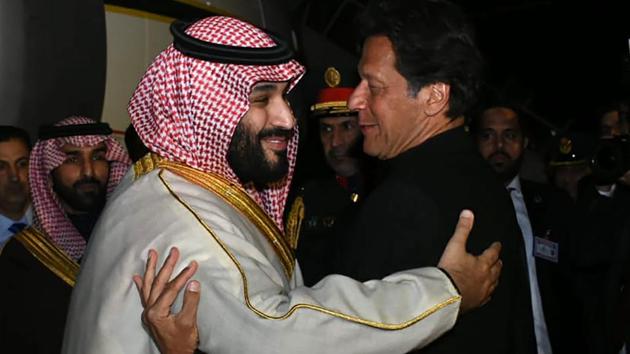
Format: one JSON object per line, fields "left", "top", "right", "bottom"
{"left": 63, "top": 16, "right": 501, "bottom": 354}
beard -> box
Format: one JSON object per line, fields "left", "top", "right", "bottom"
{"left": 52, "top": 176, "right": 107, "bottom": 214}
{"left": 227, "top": 122, "right": 293, "bottom": 187}
{"left": 488, "top": 151, "right": 523, "bottom": 183}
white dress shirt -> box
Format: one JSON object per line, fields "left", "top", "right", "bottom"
{"left": 0, "top": 206, "right": 33, "bottom": 245}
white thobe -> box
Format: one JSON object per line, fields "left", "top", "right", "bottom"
{"left": 63, "top": 166, "right": 461, "bottom": 354}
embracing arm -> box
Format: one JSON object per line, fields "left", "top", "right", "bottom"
{"left": 134, "top": 210, "right": 501, "bottom": 354}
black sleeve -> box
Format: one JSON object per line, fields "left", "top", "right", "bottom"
{"left": 331, "top": 178, "right": 440, "bottom": 281}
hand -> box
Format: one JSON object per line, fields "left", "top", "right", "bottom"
{"left": 133, "top": 248, "right": 201, "bottom": 354}
{"left": 618, "top": 169, "right": 630, "bottom": 187}
{"left": 438, "top": 210, "right": 502, "bottom": 314}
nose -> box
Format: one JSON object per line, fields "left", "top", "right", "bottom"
{"left": 331, "top": 129, "right": 344, "bottom": 148}
{"left": 348, "top": 81, "right": 367, "bottom": 111}
{"left": 81, "top": 158, "right": 95, "bottom": 178}
{"left": 493, "top": 135, "right": 504, "bottom": 150}
{"left": 8, "top": 165, "right": 19, "bottom": 182}
{"left": 270, "top": 100, "right": 296, "bottom": 131}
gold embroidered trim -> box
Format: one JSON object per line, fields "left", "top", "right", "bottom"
{"left": 135, "top": 154, "right": 294, "bottom": 277}
{"left": 285, "top": 196, "right": 305, "bottom": 250}
{"left": 14, "top": 227, "right": 79, "bottom": 287}
{"left": 158, "top": 170, "right": 461, "bottom": 329}
{"left": 133, "top": 153, "right": 157, "bottom": 180}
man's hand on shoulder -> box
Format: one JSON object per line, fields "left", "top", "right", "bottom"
{"left": 133, "top": 247, "right": 201, "bottom": 354}
{"left": 438, "top": 210, "right": 503, "bottom": 314}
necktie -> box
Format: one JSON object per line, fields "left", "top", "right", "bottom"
{"left": 8, "top": 222, "right": 27, "bottom": 234}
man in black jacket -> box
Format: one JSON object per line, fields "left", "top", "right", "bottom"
{"left": 331, "top": 1, "right": 536, "bottom": 353}
{"left": 475, "top": 104, "right": 582, "bottom": 353}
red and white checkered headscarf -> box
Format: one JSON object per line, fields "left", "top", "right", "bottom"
{"left": 29, "top": 116, "right": 131, "bottom": 260}
{"left": 129, "top": 16, "right": 305, "bottom": 230}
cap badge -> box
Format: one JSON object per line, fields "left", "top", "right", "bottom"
{"left": 324, "top": 67, "right": 341, "bottom": 88}
{"left": 559, "top": 137, "right": 573, "bottom": 154}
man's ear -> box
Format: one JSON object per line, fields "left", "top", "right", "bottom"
{"left": 420, "top": 82, "right": 450, "bottom": 117}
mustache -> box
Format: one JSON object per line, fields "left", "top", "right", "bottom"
{"left": 328, "top": 147, "right": 351, "bottom": 159}
{"left": 489, "top": 151, "right": 510, "bottom": 161}
{"left": 73, "top": 177, "right": 103, "bottom": 189}
{"left": 258, "top": 128, "right": 294, "bottom": 140}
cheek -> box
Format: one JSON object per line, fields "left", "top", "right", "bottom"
{"left": 18, "top": 168, "right": 28, "bottom": 182}
{"left": 320, "top": 134, "right": 332, "bottom": 150}
{"left": 94, "top": 162, "right": 110, "bottom": 185}
{"left": 506, "top": 144, "right": 523, "bottom": 158}
{"left": 478, "top": 144, "right": 493, "bottom": 158}
{"left": 54, "top": 166, "right": 79, "bottom": 187}
{"left": 344, "top": 130, "right": 361, "bottom": 144}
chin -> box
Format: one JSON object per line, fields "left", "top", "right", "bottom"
{"left": 362, "top": 144, "right": 378, "bottom": 157}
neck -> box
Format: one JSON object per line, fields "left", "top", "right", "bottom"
{"left": 405, "top": 116, "right": 465, "bottom": 154}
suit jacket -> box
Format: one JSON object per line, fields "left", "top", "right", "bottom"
{"left": 573, "top": 180, "right": 630, "bottom": 353}
{"left": 0, "top": 238, "right": 73, "bottom": 354}
{"left": 333, "top": 126, "right": 536, "bottom": 354}
{"left": 519, "top": 179, "right": 583, "bottom": 353}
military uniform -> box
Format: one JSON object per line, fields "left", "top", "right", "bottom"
{"left": 286, "top": 67, "right": 368, "bottom": 286}
{"left": 288, "top": 173, "right": 364, "bottom": 285}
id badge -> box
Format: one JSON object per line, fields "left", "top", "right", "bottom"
{"left": 534, "top": 237, "right": 559, "bottom": 263}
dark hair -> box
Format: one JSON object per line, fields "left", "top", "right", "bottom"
{"left": 358, "top": 0, "right": 482, "bottom": 118}
{"left": 0, "top": 125, "right": 32, "bottom": 150}
{"left": 471, "top": 104, "right": 530, "bottom": 138}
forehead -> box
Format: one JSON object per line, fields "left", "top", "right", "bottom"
{"left": 480, "top": 107, "right": 520, "bottom": 130}
{"left": 0, "top": 138, "right": 30, "bottom": 159}
{"left": 319, "top": 115, "right": 358, "bottom": 126}
{"left": 60, "top": 142, "right": 107, "bottom": 153}
{"left": 359, "top": 35, "right": 397, "bottom": 75}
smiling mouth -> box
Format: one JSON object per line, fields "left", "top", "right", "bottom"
{"left": 359, "top": 123, "right": 378, "bottom": 134}
{"left": 261, "top": 136, "right": 289, "bottom": 150}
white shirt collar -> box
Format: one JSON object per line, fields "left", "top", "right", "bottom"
{"left": 506, "top": 175, "right": 522, "bottom": 193}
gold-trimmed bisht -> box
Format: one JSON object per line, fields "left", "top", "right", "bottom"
{"left": 134, "top": 153, "right": 461, "bottom": 329}
{"left": 14, "top": 227, "right": 80, "bottom": 287}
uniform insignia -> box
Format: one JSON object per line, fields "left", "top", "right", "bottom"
{"left": 559, "top": 137, "right": 572, "bottom": 154}
{"left": 324, "top": 67, "right": 341, "bottom": 88}
{"left": 285, "top": 196, "right": 305, "bottom": 250}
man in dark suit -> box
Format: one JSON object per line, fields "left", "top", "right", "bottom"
{"left": 330, "top": 1, "right": 536, "bottom": 353}
{"left": 475, "top": 104, "right": 582, "bottom": 353}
